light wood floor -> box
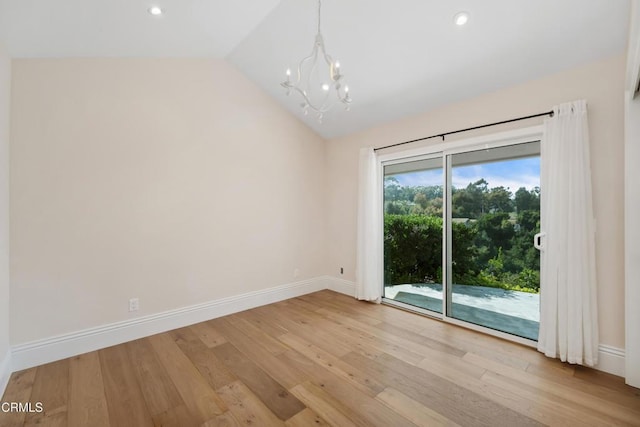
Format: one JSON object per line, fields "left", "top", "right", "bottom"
{"left": 1, "top": 290, "right": 639, "bottom": 426}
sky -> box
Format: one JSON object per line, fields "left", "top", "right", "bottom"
{"left": 390, "top": 157, "right": 540, "bottom": 192}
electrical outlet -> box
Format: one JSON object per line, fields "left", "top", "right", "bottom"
{"left": 294, "top": 268, "right": 300, "bottom": 278}
{"left": 129, "top": 298, "right": 139, "bottom": 312}
{"left": 340, "top": 267, "right": 344, "bottom": 274}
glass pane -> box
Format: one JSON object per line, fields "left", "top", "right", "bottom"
{"left": 383, "top": 157, "right": 444, "bottom": 313}
{"left": 448, "top": 142, "right": 540, "bottom": 340}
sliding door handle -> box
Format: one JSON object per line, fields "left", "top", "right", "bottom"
{"left": 534, "top": 232, "right": 545, "bottom": 251}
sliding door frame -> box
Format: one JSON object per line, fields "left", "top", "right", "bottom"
{"left": 378, "top": 125, "right": 543, "bottom": 348}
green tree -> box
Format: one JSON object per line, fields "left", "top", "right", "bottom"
{"left": 384, "top": 177, "right": 402, "bottom": 201}
{"left": 515, "top": 186, "right": 540, "bottom": 212}
{"left": 413, "top": 193, "right": 429, "bottom": 210}
{"left": 452, "top": 179, "right": 489, "bottom": 218}
{"left": 486, "top": 186, "right": 513, "bottom": 213}
{"left": 476, "top": 212, "right": 515, "bottom": 262}
{"left": 517, "top": 210, "right": 540, "bottom": 232}
{"left": 504, "top": 210, "right": 540, "bottom": 274}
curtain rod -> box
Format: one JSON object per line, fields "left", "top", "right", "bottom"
{"left": 373, "top": 110, "right": 554, "bottom": 152}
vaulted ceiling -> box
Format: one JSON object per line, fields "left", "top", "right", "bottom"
{"left": 0, "top": 0, "right": 631, "bottom": 138}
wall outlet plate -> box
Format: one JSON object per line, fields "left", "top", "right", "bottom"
{"left": 129, "top": 298, "right": 139, "bottom": 312}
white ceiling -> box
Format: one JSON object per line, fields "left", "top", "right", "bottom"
{"left": 0, "top": 0, "right": 631, "bottom": 139}
{"left": 0, "top": 0, "right": 281, "bottom": 57}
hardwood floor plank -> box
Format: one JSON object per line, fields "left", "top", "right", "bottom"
{"left": 169, "top": 327, "right": 237, "bottom": 390}
{"left": 467, "top": 351, "right": 640, "bottom": 416}
{"left": 285, "top": 295, "right": 326, "bottom": 314}
{"left": 482, "top": 371, "right": 633, "bottom": 427}
{"left": 409, "top": 313, "right": 554, "bottom": 371}
{"left": 367, "top": 347, "right": 586, "bottom": 426}
{"left": 289, "top": 382, "right": 360, "bottom": 427}
{"left": 234, "top": 307, "right": 290, "bottom": 338}
{"left": 201, "top": 411, "right": 242, "bottom": 427}
{"left": 208, "top": 316, "right": 308, "bottom": 389}
{"left": 281, "top": 349, "right": 418, "bottom": 427}
{"left": 0, "top": 368, "right": 37, "bottom": 427}
{"left": 226, "top": 314, "right": 290, "bottom": 355}
{"left": 313, "top": 291, "right": 427, "bottom": 333}
{"left": 151, "top": 404, "right": 200, "bottom": 427}
{"left": 417, "top": 325, "right": 532, "bottom": 371}
{"left": 125, "top": 338, "right": 184, "bottom": 416}
{"left": 373, "top": 319, "right": 467, "bottom": 357}
{"left": 341, "top": 350, "right": 542, "bottom": 427}
{"left": 284, "top": 407, "right": 330, "bottom": 427}
{"left": 99, "top": 345, "right": 154, "bottom": 427}
{"left": 291, "top": 296, "right": 383, "bottom": 326}
{"left": 524, "top": 356, "right": 576, "bottom": 379}
{"left": 188, "top": 321, "right": 227, "bottom": 348}
{"left": 212, "top": 340, "right": 306, "bottom": 421}
{"left": 278, "top": 302, "right": 426, "bottom": 365}
{"left": 526, "top": 362, "right": 640, "bottom": 409}
{"left": 466, "top": 351, "right": 640, "bottom": 426}
{"left": 417, "top": 352, "right": 486, "bottom": 381}
{"left": 376, "top": 387, "right": 460, "bottom": 427}
{"left": 216, "top": 381, "right": 285, "bottom": 426}
{"left": 23, "top": 359, "right": 68, "bottom": 426}
{"left": 249, "top": 304, "right": 354, "bottom": 357}
{"left": 278, "top": 332, "right": 386, "bottom": 397}
{"left": 573, "top": 364, "right": 640, "bottom": 395}
{"left": 68, "top": 352, "right": 110, "bottom": 427}
{"left": 318, "top": 308, "right": 467, "bottom": 362}
{"left": 148, "top": 333, "right": 227, "bottom": 423}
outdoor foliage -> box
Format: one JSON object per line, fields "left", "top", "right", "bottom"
{"left": 384, "top": 215, "right": 478, "bottom": 285}
{"left": 384, "top": 177, "right": 540, "bottom": 293}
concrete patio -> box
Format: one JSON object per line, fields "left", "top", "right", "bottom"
{"left": 384, "top": 283, "right": 540, "bottom": 340}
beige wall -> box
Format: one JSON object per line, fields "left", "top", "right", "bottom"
{"left": 625, "top": 90, "right": 640, "bottom": 385}
{"left": 10, "top": 58, "right": 326, "bottom": 344}
{"left": 326, "top": 54, "right": 626, "bottom": 349}
{"left": 624, "top": 0, "right": 640, "bottom": 388}
{"left": 0, "top": 43, "right": 10, "bottom": 361}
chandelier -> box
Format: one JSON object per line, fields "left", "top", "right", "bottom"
{"left": 281, "top": 0, "right": 352, "bottom": 123}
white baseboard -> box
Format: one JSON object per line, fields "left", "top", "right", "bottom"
{"left": 595, "top": 344, "right": 625, "bottom": 377}
{"left": 0, "top": 350, "right": 11, "bottom": 398}
{"left": 326, "top": 276, "right": 356, "bottom": 296}
{"left": 7, "top": 276, "right": 627, "bottom": 380}
{"left": 11, "top": 277, "right": 327, "bottom": 371}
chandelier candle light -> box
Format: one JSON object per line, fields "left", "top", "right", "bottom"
{"left": 281, "top": 0, "right": 352, "bottom": 123}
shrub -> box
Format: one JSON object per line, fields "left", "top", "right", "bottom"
{"left": 384, "top": 214, "right": 539, "bottom": 293}
{"left": 384, "top": 215, "right": 478, "bottom": 285}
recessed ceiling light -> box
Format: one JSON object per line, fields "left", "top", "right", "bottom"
{"left": 454, "top": 12, "right": 469, "bottom": 26}
{"left": 148, "top": 6, "right": 163, "bottom": 16}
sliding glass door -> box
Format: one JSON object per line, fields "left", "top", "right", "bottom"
{"left": 383, "top": 156, "right": 444, "bottom": 313}
{"left": 383, "top": 139, "right": 541, "bottom": 341}
{"left": 447, "top": 142, "right": 540, "bottom": 340}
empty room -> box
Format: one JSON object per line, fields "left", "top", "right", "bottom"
{"left": 1, "top": 0, "right": 639, "bottom": 426}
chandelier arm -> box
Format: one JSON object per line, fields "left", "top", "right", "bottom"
{"left": 293, "top": 43, "right": 319, "bottom": 86}
{"left": 290, "top": 86, "right": 332, "bottom": 114}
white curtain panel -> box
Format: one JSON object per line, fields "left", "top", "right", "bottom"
{"left": 355, "top": 147, "right": 383, "bottom": 301}
{"left": 538, "top": 100, "right": 599, "bottom": 366}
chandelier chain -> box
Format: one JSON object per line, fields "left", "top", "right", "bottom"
{"left": 317, "top": 0, "right": 322, "bottom": 35}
